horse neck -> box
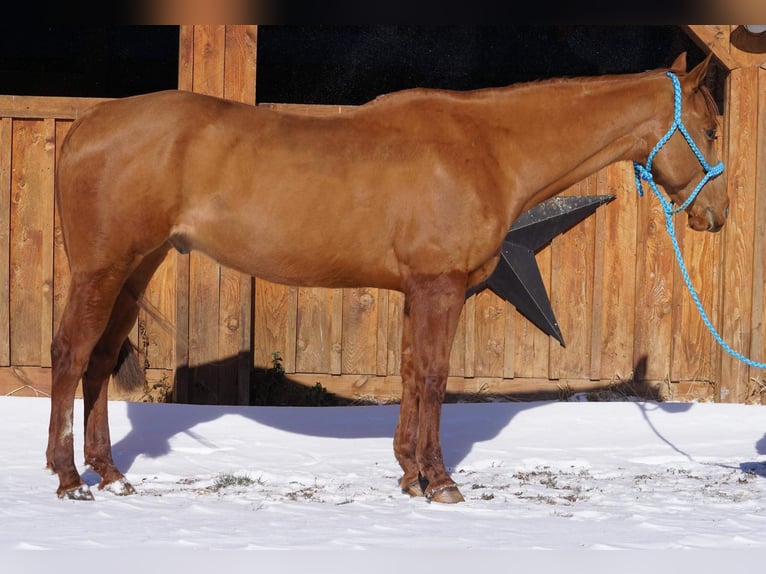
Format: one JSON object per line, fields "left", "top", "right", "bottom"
{"left": 483, "top": 72, "right": 671, "bottom": 210}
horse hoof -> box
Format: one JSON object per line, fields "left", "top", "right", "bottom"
{"left": 59, "top": 485, "right": 95, "bottom": 501}
{"left": 401, "top": 478, "right": 425, "bottom": 498}
{"left": 426, "top": 485, "right": 465, "bottom": 504}
{"left": 101, "top": 478, "right": 136, "bottom": 496}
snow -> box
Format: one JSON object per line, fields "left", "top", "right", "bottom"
{"left": 2, "top": 395, "right": 765, "bottom": 570}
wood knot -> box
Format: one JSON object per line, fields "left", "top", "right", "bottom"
{"left": 358, "top": 292, "right": 375, "bottom": 308}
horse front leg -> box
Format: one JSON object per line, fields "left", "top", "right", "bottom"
{"left": 404, "top": 272, "right": 466, "bottom": 503}
{"left": 393, "top": 309, "right": 423, "bottom": 496}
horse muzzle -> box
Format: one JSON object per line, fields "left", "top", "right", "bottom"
{"left": 689, "top": 205, "right": 727, "bottom": 233}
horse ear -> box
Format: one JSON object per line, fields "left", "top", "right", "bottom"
{"left": 670, "top": 52, "right": 687, "bottom": 73}
{"left": 686, "top": 52, "right": 713, "bottom": 89}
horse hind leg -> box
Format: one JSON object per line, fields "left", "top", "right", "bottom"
{"left": 81, "top": 246, "right": 170, "bottom": 496}
{"left": 47, "top": 269, "right": 131, "bottom": 500}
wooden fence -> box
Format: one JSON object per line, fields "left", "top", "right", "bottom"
{"left": 1, "top": 25, "right": 764, "bottom": 405}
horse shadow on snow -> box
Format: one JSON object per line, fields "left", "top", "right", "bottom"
{"left": 102, "top": 355, "right": 765, "bottom": 487}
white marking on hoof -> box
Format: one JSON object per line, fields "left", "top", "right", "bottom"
{"left": 61, "top": 485, "right": 94, "bottom": 501}
{"left": 103, "top": 478, "right": 136, "bottom": 496}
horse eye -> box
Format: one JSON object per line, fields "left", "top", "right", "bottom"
{"left": 705, "top": 128, "right": 718, "bottom": 140}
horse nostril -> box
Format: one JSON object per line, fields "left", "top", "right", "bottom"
{"left": 705, "top": 207, "right": 717, "bottom": 231}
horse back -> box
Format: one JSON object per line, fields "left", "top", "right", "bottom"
{"left": 57, "top": 90, "right": 512, "bottom": 289}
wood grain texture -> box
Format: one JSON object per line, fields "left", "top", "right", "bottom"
{"left": 633, "top": 166, "right": 675, "bottom": 382}
{"left": 719, "top": 67, "right": 758, "bottom": 401}
{"left": 549, "top": 181, "right": 596, "bottom": 380}
{"left": 0, "top": 118, "right": 11, "bottom": 366}
{"left": 598, "top": 162, "right": 638, "bottom": 380}
{"left": 670, "top": 124, "right": 725, "bottom": 384}
{"left": 0, "top": 95, "right": 108, "bottom": 120}
{"left": 473, "top": 290, "right": 505, "bottom": 378}
{"left": 296, "top": 287, "right": 335, "bottom": 373}
{"left": 514, "top": 247, "right": 552, "bottom": 378}
{"left": 10, "top": 120, "right": 50, "bottom": 366}
{"left": 0, "top": 25, "right": 761, "bottom": 405}
{"left": 341, "top": 288, "right": 378, "bottom": 375}
{"left": 752, "top": 68, "right": 766, "bottom": 379}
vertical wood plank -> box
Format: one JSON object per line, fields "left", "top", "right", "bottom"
{"left": 178, "top": 25, "right": 194, "bottom": 92}
{"left": 10, "top": 120, "right": 46, "bottom": 366}
{"left": 224, "top": 26, "right": 257, "bottom": 105}
{"left": 222, "top": 25, "right": 258, "bottom": 404}
{"left": 188, "top": 251, "right": 220, "bottom": 401}
{"left": 449, "top": 297, "right": 467, "bottom": 377}
{"left": 283, "top": 286, "right": 298, "bottom": 373}
{"left": 589, "top": 170, "right": 608, "bottom": 380}
{"left": 549, "top": 180, "right": 596, "bottom": 380}
{"left": 187, "top": 25, "right": 226, "bottom": 403}
{"left": 376, "top": 289, "right": 389, "bottom": 375}
{"left": 514, "top": 247, "right": 551, "bottom": 378}
{"left": 218, "top": 265, "right": 244, "bottom": 404}
{"left": 174, "top": 250, "right": 190, "bottom": 403}
{"left": 296, "top": 287, "right": 333, "bottom": 373}
{"left": 39, "top": 119, "right": 55, "bottom": 367}
{"left": 633, "top": 165, "right": 675, "bottom": 382}
{"left": 140, "top": 251, "right": 176, "bottom": 370}
{"left": 473, "top": 290, "right": 505, "bottom": 377}
{"left": 330, "top": 288, "right": 344, "bottom": 375}
{"left": 670, "top": 124, "right": 725, "bottom": 383}
{"left": 599, "top": 162, "right": 638, "bottom": 380}
{"left": 502, "top": 300, "right": 516, "bottom": 379}
{"left": 173, "top": 25, "right": 194, "bottom": 403}
{"left": 753, "top": 68, "right": 766, "bottom": 380}
{"left": 0, "top": 118, "right": 11, "bottom": 366}
{"left": 254, "top": 279, "right": 289, "bottom": 368}
{"left": 719, "top": 67, "right": 758, "bottom": 402}
{"left": 341, "top": 287, "right": 378, "bottom": 374}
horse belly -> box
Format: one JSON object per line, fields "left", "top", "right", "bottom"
{"left": 176, "top": 209, "right": 402, "bottom": 290}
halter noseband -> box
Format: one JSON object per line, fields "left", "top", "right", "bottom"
{"left": 632, "top": 71, "right": 725, "bottom": 215}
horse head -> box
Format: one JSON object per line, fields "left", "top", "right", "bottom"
{"left": 640, "top": 52, "right": 729, "bottom": 232}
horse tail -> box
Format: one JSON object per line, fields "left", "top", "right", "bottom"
{"left": 112, "top": 339, "right": 146, "bottom": 392}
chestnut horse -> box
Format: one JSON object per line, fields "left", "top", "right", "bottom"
{"left": 46, "top": 52, "right": 727, "bottom": 503}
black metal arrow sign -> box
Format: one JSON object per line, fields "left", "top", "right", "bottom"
{"left": 467, "top": 194, "right": 616, "bottom": 347}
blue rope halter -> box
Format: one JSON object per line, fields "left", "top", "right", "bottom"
{"left": 634, "top": 72, "right": 766, "bottom": 370}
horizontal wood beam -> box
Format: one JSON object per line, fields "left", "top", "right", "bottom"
{"left": 0, "top": 95, "right": 109, "bottom": 120}
{"left": 0, "top": 366, "right": 717, "bottom": 403}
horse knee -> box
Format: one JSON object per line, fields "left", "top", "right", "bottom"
{"left": 50, "top": 337, "right": 66, "bottom": 371}
{"left": 421, "top": 373, "right": 447, "bottom": 403}
{"left": 50, "top": 335, "right": 84, "bottom": 384}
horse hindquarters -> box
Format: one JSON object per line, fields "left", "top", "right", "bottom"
{"left": 394, "top": 272, "right": 466, "bottom": 503}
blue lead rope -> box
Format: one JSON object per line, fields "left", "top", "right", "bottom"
{"left": 633, "top": 72, "right": 766, "bottom": 370}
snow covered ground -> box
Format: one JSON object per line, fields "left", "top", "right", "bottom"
{"left": 1, "top": 395, "right": 765, "bottom": 570}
